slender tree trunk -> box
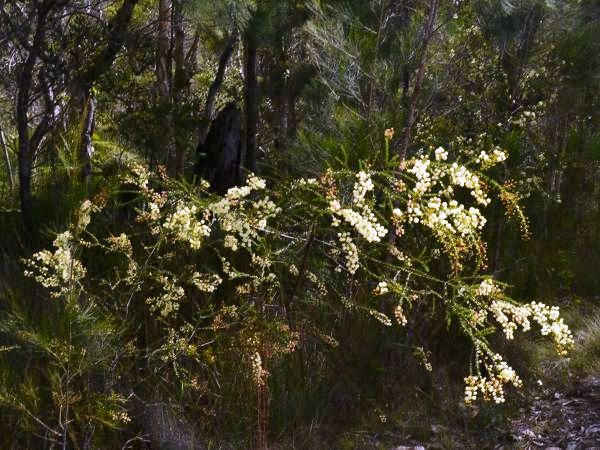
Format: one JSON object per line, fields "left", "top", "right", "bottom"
{"left": 244, "top": 26, "right": 258, "bottom": 173}
{"left": 387, "top": 1, "right": 438, "bottom": 255}
{"left": 13, "top": 0, "right": 138, "bottom": 232}
{"left": 0, "top": 127, "right": 13, "bottom": 191}
{"left": 17, "top": 140, "right": 34, "bottom": 234}
{"left": 396, "top": 0, "right": 439, "bottom": 169}
{"left": 78, "top": 92, "right": 96, "bottom": 188}
{"left": 492, "top": 218, "right": 503, "bottom": 277}
{"left": 16, "top": 4, "right": 51, "bottom": 235}
{"left": 195, "top": 33, "right": 238, "bottom": 154}
{"left": 155, "top": 0, "right": 175, "bottom": 175}
{"left": 72, "top": 0, "right": 139, "bottom": 181}
{"left": 77, "top": 0, "right": 139, "bottom": 89}
{"left": 401, "top": 64, "right": 410, "bottom": 111}
{"left": 365, "top": 1, "right": 385, "bottom": 120}
{"left": 172, "top": 0, "right": 186, "bottom": 176}
{"left": 272, "top": 42, "right": 290, "bottom": 153}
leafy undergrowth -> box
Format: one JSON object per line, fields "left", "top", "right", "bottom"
{"left": 294, "top": 302, "right": 600, "bottom": 450}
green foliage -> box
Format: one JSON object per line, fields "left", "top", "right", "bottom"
{"left": 1, "top": 0, "right": 600, "bottom": 447}
{"left": 185, "top": 0, "right": 256, "bottom": 37}
{"left": 1, "top": 138, "right": 574, "bottom": 446}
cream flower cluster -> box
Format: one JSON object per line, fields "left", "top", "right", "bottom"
{"left": 408, "top": 157, "right": 433, "bottom": 194}
{"left": 337, "top": 232, "right": 359, "bottom": 274}
{"left": 462, "top": 295, "right": 573, "bottom": 404}
{"left": 406, "top": 197, "right": 487, "bottom": 237}
{"left": 162, "top": 202, "right": 211, "bottom": 250}
{"left": 106, "top": 233, "right": 133, "bottom": 256}
{"left": 511, "top": 108, "right": 541, "bottom": 128}
{"left": 330, "top": 198, "right": 387, "bottom": 242}
{"left": 448, "top": 163, "right": 490, "bottom": 206}
{"left": 291, "top": 177, "right": 319, "bottom": 189}
{"left": 76, "top": 199, "right": 95, "bottom": 230}
{"left": 24, "top": 231, "right": 86, "bottom": 299}
{"left": 249, "top": 351, "right": 269, "bottom": 386}
{"left": 394, "top": 304, "right": 408, "bottom": 326}
{"left": 528, "top": 301, "right": 574, "bottom": 355}
{"left": 210, "top": 175, "right": 280, "bottom": 251}
{"left": 469, "top": 308, "right": 487, "bottom": 326}
{"left": 352, "top": 170, "right": 375, "bottom": 204}
{"left": 140, "top": 191, "right": 168, "bottom": 226}
{"left": 475, "top": 279, "right": 573, "bottom": 353}
{"left": 401, "top": 155, "right": 491, "bottom": 248}
{"left": 160, "top": 327, "right": 198, "bottom": 363}
{"left": 306, "top": 271, "right": 328, "bottom": 296}
{"left": 329, "top": 171, "right": 387, "bottom": 243}
{"left": 146, "top": 275, "right": 185, "bottom": 317}
{"left": 329, "top": 172, "right": 387, "bottom": 274}
{"left": 414, "top": 347, "right": 433, "bottom": 372}
{"left": 464, "top": 354, "right": 522, "bottom": 404}
{"left": 373, "top": 281, "right": 388, "bottom": 295}
{"left": 434, "top": 146, "right": 448, "bottom": 161}
{"left": 191, "top": 272, "right": 222, "bottom": 293}
{"left": 142, "top": 201, "right": 161, "bottom": 226}
{"left": 489, "top": 299, "right": 531, "bottom": 340}
{"left": 476, "top": 278, "right": 499, "bottom": 296}
{"left": 109, "top": 410, "right": 131, "bottom": 424}
{"left": 476, "top": 148, "right": 507, "bottom": 169}
{"left": 123, "top": 162, "right": 150, "bottom": 191}
{"left": 482, "top": 294, "right": 573, "bottom": 354}
{"left": 369, "top": 309, "right": 392, "bottom": 326}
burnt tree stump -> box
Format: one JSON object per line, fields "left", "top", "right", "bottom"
{"left": 194, "top": 102, "right": 244, "bottom": 194}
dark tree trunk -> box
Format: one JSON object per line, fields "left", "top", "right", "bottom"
{"left": 244, "top": 26, "right": 258, "bottom": 173}
{"left": 78, "top": 92, "right": 96, "bottom": 187}
{"left": 12, "top": 0, "right": 138, "bottom": 234}
{"left": 16, "top": 4, "right": 51, "bottom": 235}
{"left": 156, "top": 0, "right": 175, "bottom": 175}
{"left": 271, "top": 41, "right": 289, "bottom": 152}
{"left": 72, "top": 0, "right": 139, "bottom": 180}
{"left": 172, "top": 0, "right": 186, "bottom": 177}
{"left": 387, "top": 0, "right": 438, "bottom": 254}
{"left": 396, "top": 0, "right": 439, "bottom": 169}
{"left": 76, "top": 0, "right": 140, "bottom": 91}
{"left": 402, "top": 64, "right": 410, "bottom": 111}
{"left": 0, "top": 126, "right": 13, "bottom": 191}
{"left": 198, "top": 103, "right": 243, "bottom": 194}
{"left": 286, "top": 64, "right": 316, "bottom": 140}
{"left": 195, "top": 32, "right": 238, "bottom": 166}
{"left": 17, "top": 143, "right": 34, "bottom": 234}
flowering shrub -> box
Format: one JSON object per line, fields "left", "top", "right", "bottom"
{"left": 23, "top": 231, "right": 86, "bottom": 299}
{"left": 22, "top": 143, "right": 573, "bottom": 437}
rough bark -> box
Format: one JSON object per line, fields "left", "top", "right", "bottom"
{"left": 198, "top": 103, "right": 243, "bottom": 194}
